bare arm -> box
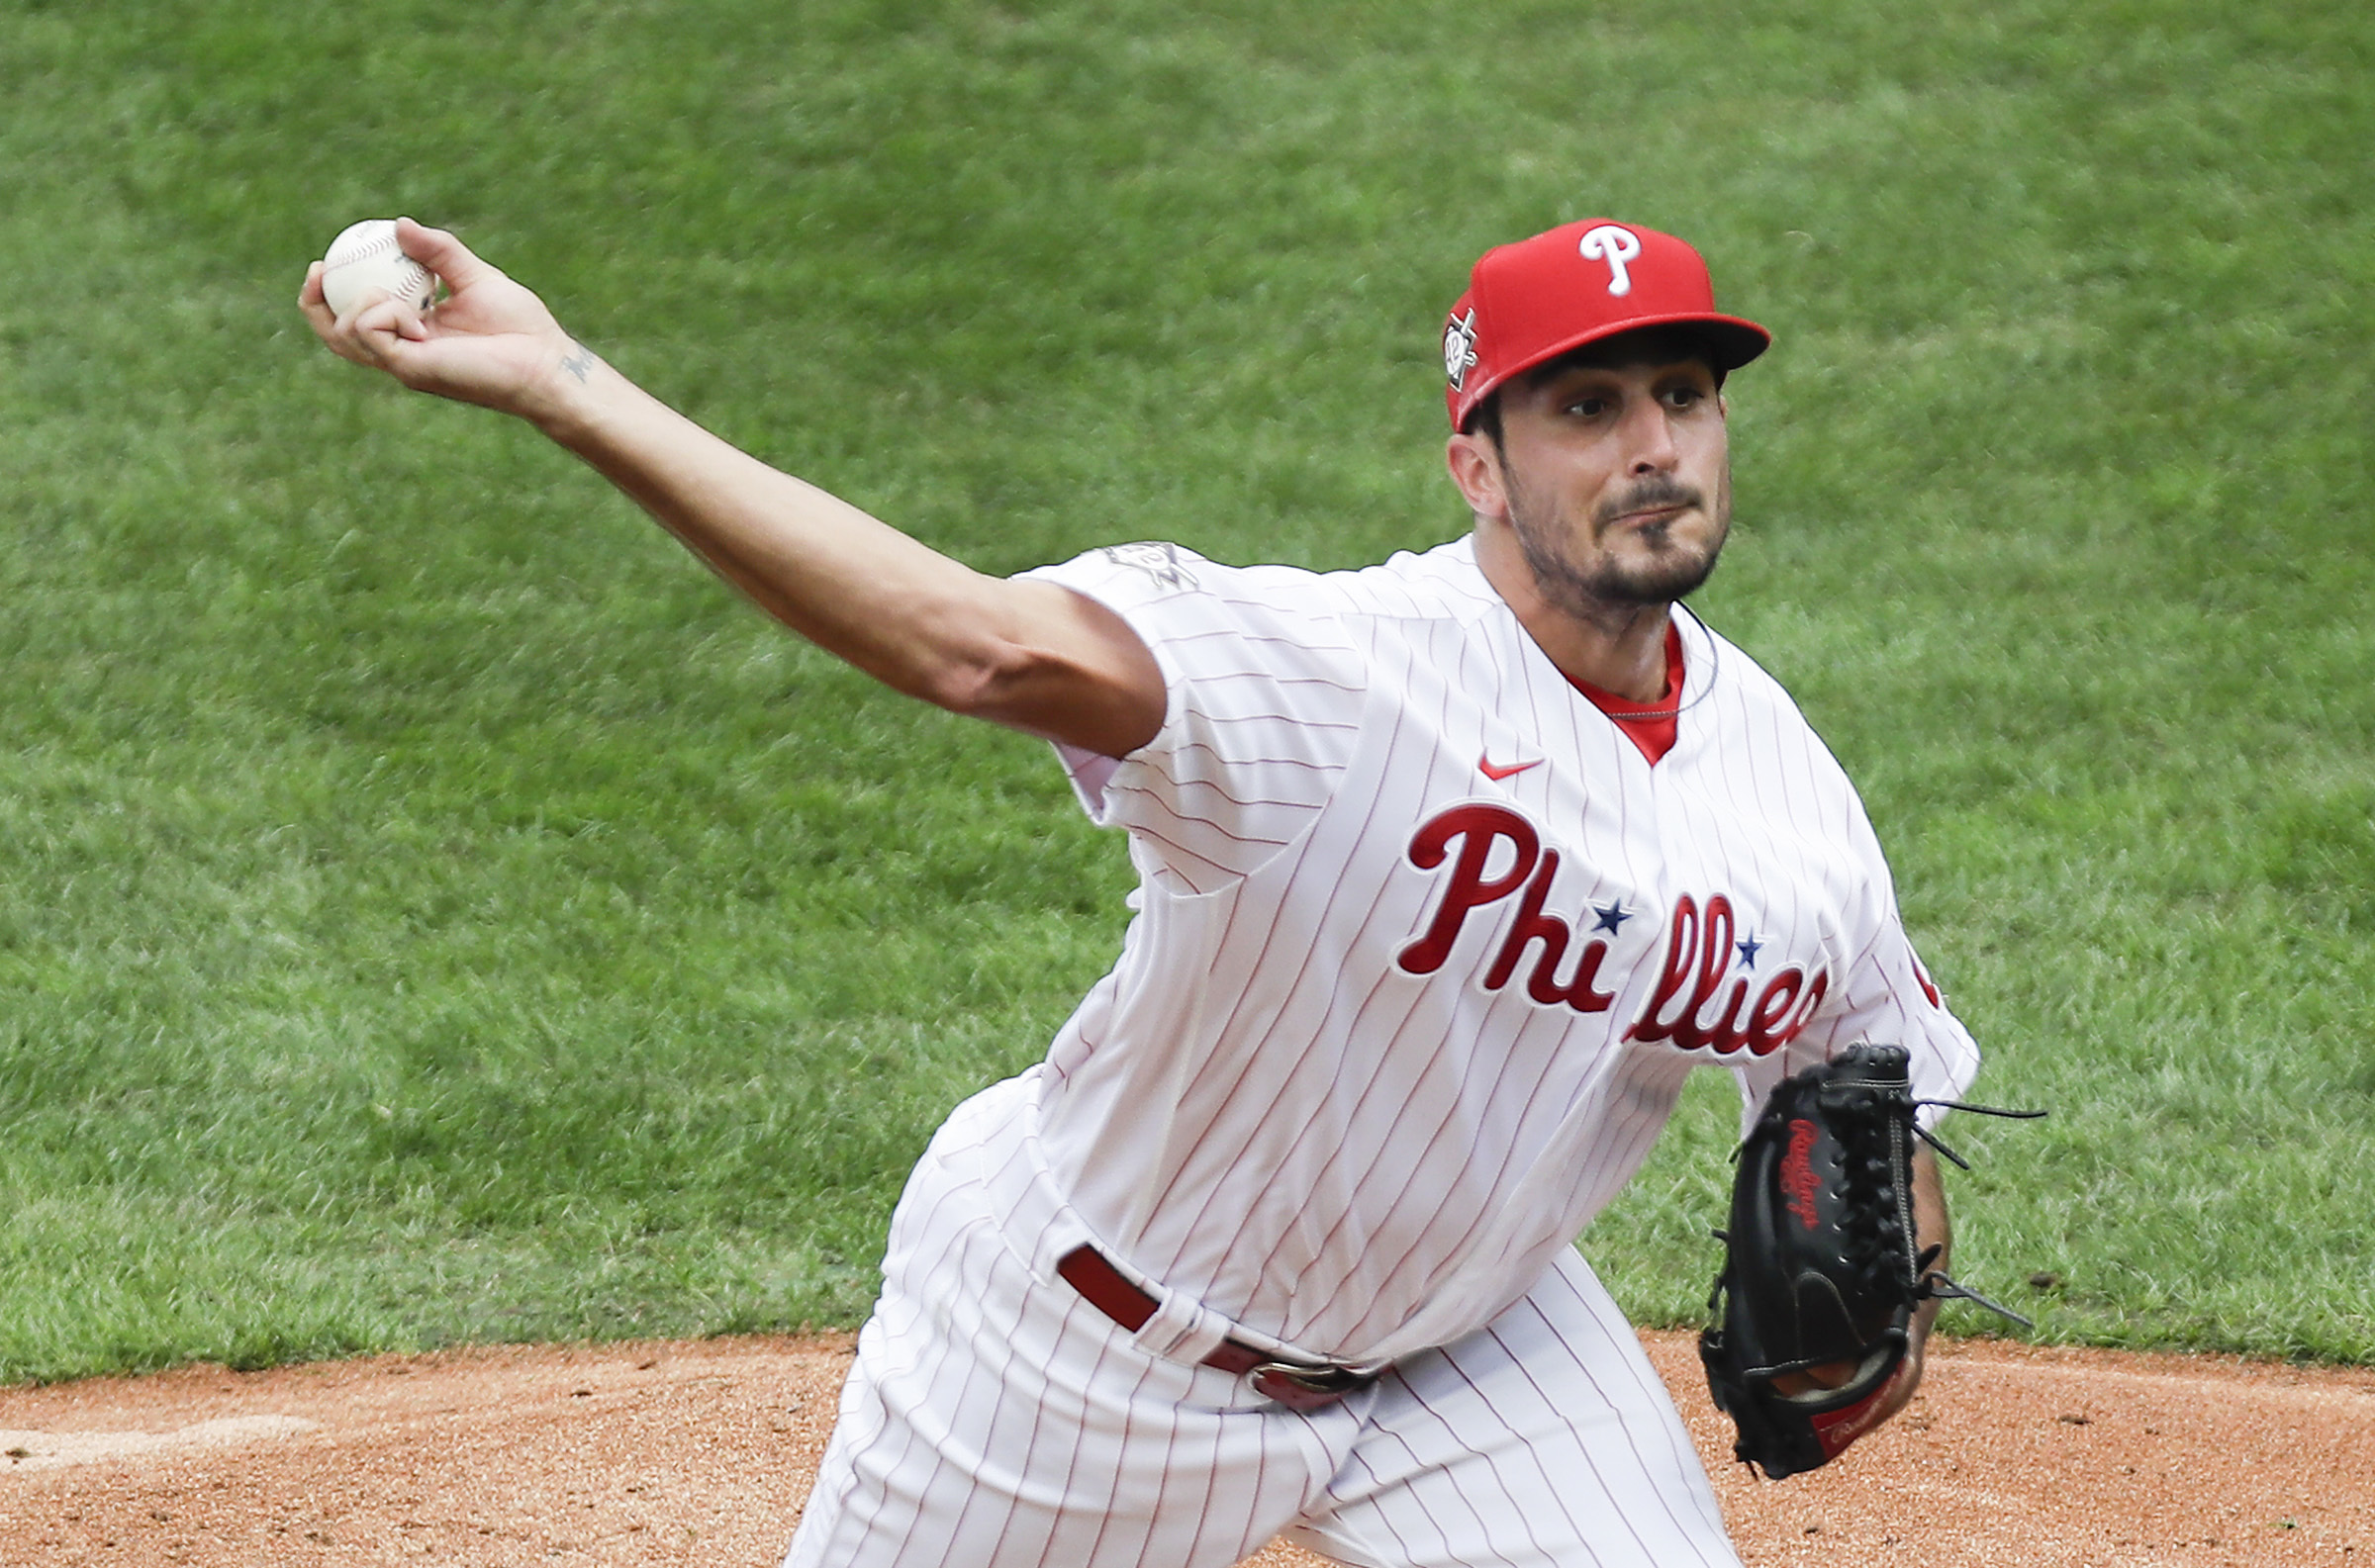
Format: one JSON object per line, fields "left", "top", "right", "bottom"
{"left": 1892, "top": 1144, "right": 1951, "bottom": 1409}
{"left": 298, "top": 220, "right": 1164, "bottom": 758}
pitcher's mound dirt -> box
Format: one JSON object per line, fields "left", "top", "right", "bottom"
{"left": 3, "top": 1331, "right": 2369, "bottom": 1565}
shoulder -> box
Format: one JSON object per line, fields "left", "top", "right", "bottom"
{"left": 1028, "top": 535, "right": 1479, "bottom": 604}
{"left": 1021, "top": 535, "right": 1492, "bottom": 650}
{"left": 1320, "top": 535, "right": 1504, "bottom": 626}
{"left": 1021, "top": 541, "right": 1215, "bottom": 611}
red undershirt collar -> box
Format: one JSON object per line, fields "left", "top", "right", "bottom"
{"left": 1566, "top": 621, "right": 1684, "bottom": 766}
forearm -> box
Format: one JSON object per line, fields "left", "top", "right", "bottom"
{"left": 531, "top": 354, "right": 1003, "bottom": 697}
{"left": 301, "top": 222, "right": 1163, "bottom": 757}
{"left": 1905, "top": 1145, "right": 1950, "bottom": 1360}
{"left": 523, "top": 351, "right": 1159, "bottom": 753}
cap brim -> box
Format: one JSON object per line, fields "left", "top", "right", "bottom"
{"left": 1681, "top": 316, "right": 1771, "bottom": 371}
{"left": 1454, "top": 312, "right": 1770, "bottom": 431}
{"left": 1525, "top": 312, "right": 1771, "bottom": 376}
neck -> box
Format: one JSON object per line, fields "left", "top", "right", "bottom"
{"left": 1472, "top": 524, "right": 1674, "bottom": 701}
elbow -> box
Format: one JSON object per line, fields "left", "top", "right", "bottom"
{"left": 909, "top": 636, "right": 1039, "bottom": 722}
{"left": 912, "top": 637, "right": 1155, "bottom": 757}
{"left": 888, "top": 583, "right": 1163, "bottom": 755}
{"left": 859, "top": 586, "right": 1034, "bottom": 718}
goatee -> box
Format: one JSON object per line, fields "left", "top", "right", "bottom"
{"left": 1508, "top": 471, "right": 1731, "bottom": 619}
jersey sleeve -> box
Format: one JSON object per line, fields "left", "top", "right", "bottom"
{"left": 1018, "top": 543, "right": 1368, "bottom": 895}
{"left": 1732, "top": 785, "right": 1982, "bottom": 1132}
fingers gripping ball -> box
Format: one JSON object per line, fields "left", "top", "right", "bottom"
{"left": 319, "top": 220, "right": 437, "bottom": 318}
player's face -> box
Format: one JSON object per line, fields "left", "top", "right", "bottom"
{"left": 1484, "top": 353, "right": 1732, "bottom": 615}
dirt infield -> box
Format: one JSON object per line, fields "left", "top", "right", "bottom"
{"left": 3, "top": 1330, "right": 2369, "bottom": 1566}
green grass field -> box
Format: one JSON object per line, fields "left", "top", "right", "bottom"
{"left": 2, "top": 0, "right": 2369, "bottom": 1382}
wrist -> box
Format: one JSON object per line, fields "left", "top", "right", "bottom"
{"left": 522, "top": 338, "right": 625, "bottom": 445}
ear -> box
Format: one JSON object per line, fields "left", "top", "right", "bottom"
{"left": 1445, "top": 432, "right": 1510, "bottom": 521}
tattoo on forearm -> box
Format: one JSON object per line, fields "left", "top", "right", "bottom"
{"left": 560, "top": 342, "right": 601, "bottom": 383}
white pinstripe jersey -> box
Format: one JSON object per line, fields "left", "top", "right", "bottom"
{"left": 1019, "top": 536, "right": 1980, "bottom": 1367}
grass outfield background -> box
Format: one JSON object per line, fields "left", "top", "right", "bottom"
{"left": 1, "top": 0, "right": 2369, "bottom": 1381}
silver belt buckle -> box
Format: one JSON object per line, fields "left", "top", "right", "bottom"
{"left": 1248, "top": 1359, "right": 1375, "bottom": 1412}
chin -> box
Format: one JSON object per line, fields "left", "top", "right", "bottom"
{"left": 1598, "top": 538, "right": 1723, "bottom": 604}
{"left": 1509, "top": 504, "right": 1728, "bottom": 612}
{"left": 1609, "top": 562, "right": 1719, "bottom": 606}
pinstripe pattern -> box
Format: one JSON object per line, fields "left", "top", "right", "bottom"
{"left": 783, "top": 536, "right": 1980, "bottom": 1565}
{"left": 1291, "top": 1248, "right": 1736, "bottom": 1568}
{"left": 782, "top": 1073, "right": 1740, "bottom": 1568}
{"left": 1022, "top": 539, "right": 1978, "bottom": 1365}
{"left": 782, "top": 1072, "right": 1353, "bottom": 1568}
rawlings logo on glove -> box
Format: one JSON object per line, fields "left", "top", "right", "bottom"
{"left": 1779, "top": 1121, "right": 1822, "bottom": 1229}
{"left": 1698, "top": 1044, "right": 2042, "bottom": 1480}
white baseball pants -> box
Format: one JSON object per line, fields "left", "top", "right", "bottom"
{"left": 782, "top": 1072, "right": 1741, "bottom": 1568}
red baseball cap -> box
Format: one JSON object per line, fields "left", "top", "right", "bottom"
{"left": 1442, "top": 220, "right": 1770, "bottom": 431}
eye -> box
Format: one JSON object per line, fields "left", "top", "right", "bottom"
{"left": 1662, "top": 385, "right": 1707, "bottom": 410}
{"left": 1565, "top": 396, "right": 1612, "bottom": 418}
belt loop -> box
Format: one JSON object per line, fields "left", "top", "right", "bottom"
{"left": 1136, "top": 1291, "right": 1232, "bottom": 1367}
{"left": 1056, "top": 1245, "right": 1381, "bottom": 1409}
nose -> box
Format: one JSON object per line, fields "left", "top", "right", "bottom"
{"left": 1620, "top": 396, "right": 1679, "bottom": 475}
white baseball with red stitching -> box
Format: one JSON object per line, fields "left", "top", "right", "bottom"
{"left": 319, "top": 219, "right": 436, "bottom": 317}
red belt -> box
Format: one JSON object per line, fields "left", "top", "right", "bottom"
{"left": 1056, "top": 1245, "right": 1378, "bottom": 1413}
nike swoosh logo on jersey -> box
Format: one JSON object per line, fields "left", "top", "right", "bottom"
{"left": 1477, "top": 753, "right": 1542, "bottom": 781}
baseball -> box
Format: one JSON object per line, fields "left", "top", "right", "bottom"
{"left": 318, "top": 219, "right": 437, "bottom": 318}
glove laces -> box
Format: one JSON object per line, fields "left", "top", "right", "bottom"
{"left": 1908, "top": 1096, "right": 2048, "bottom": 1328}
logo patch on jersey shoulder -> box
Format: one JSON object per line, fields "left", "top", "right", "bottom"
{"left": 1096, "top": 541, "right": 1194, "bottom": 591}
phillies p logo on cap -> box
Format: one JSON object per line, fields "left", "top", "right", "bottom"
{"left": 1443, "top": 219, "right": 1771, "bottom": 431}
{"left": 1576, "top": 225, "right": 1644, "bottom": 296}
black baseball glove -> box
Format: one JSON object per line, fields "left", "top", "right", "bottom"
{"left": 1698, "top": 1043, "right": 2041, "bottom": 1480}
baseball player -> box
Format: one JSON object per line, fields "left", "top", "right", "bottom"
{"left": 303, "top": 215, "right": 1980, "bottom": 1566}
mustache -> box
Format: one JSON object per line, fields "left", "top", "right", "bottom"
{"left": 1594, "top": 478, "right": 1704, "bottom": 527}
